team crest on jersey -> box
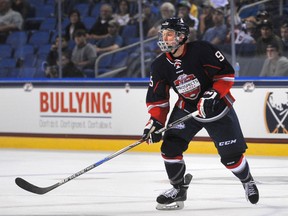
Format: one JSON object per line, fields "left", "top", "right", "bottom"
{"left": 174, "top": 59, "right": 182, "bottom": 69}
{"left": 174, "top": 74, "right": 201, "bottom": 100}
{"left": 264, "top": 92, "right": 288, "bottom": 134}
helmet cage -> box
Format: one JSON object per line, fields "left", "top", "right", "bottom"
{"left": 157, "top": 18, "right": 189, "bottom": 52}
{"left": 157, "top": 29, "right": 184, "bottom": 52}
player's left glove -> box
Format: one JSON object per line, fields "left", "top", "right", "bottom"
{"left": 197, "top": 89, "right": 220, "bottom": 118}
{"left": 142, "top": 118, "right": 163, "bottom": 144}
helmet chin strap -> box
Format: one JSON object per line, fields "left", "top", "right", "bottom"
{"left": 170, "top": 35, "right": 188, "bottom": 55}
{"left": 170, "top": 47, "right": 180, "bottom": 55}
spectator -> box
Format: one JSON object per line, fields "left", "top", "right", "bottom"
{"left": 45, "top": 35, "right": 71, "bottom": 76}
{"left": 11, "top": 0, "right": 32, "bottom": 19}
{"left": 88, "top": 3, "right": 113, "bottom": 41}
{"left": 177, "top": 0, "right": 198, "bottom": 30}
{"left": 255, "top": 19, "right": 283, "bottom": 56}
{"left": 255, "top": 10, "right": 271, "bottom": 25}
{"left": 243, "top": 19, "right": 258, "bottom": 41}
{"left": 280, "top": 22, "right": 288, "bottom": 54}
{"left": 259, "top": 43, "right": 288, "bottom": 77}
{"left": 225, "top": 10, "right": 255, "bottom": 45}
{"left": 202, "top": 7, "right": 227, "bottom": 45}
{"left": 0, "top": 0, "right": 23, "bottom": 43}
{"left": 64, "top": 9, "right": 87, "bottom": 42}
{"left": 147, "top": 2, "right": 176, "bottom": 38}
{"left": 95, "top": 19, "right": 123, "bottom": 55}
{"left": 188, "top": 0, "right": 200, "bottom": 20}
{"left": 72, "top": 29, "right": 97, "bottom": 71}
{"left": 112, "top": 0, "right": 131, "bottom": 29}
{"left": 46, "top": 51, "right": 85, "bottom": 78}
{"left": 130, "top": 1, "right": 159, "bottom": 38}
{"left": 198, "top": 0, "right": 214, "bottom": 37}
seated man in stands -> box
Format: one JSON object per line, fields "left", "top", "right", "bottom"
{"left": 147, "top": 2, "right": 176, "bottom": 37}
{"left": 71, "top": 29, "right": 97, "bottom": 71}
{"left": 45, "top": 35, "right": 71, "bottom": 75}
{"left": 259, "top": 42, "right": 288, "bottom": 77}
{"left": 95, "top": 20, "right": 123, "bottom": 55}
{"left": 177, "top": 0, "right": 198, "bottom": 31}
{"left": 46, "top": 51, "right": 85, "bottom": 78}
{"left": 88, "top": 3, "right": 113, "bottom": 41}
{"left": 202, "top": 7, "right": 227, "bottom": 45}
{"left": 0, "top": 0, "right": 23, "bottom": 43}
{"left": 280, "top": 22, "right": 288, "bottom": 54}
{"left": 255, "top": 19, "right": 283, "bottom": 56}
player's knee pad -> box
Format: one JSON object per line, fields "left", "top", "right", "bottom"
{"left": 161, "top": 136, "right": 188, "bottom": 157}
{"left": 220, "top": 154, "right": 245, "bottom": 170}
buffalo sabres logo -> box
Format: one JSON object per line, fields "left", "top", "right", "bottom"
{"left": 265, "top": 92, "right": 288, "bottom": 134}
{"left": 174, "top": 74, "right": 201, "bottom": 100}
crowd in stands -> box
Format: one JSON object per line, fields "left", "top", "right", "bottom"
{"left": 0, "top": 0, "right": 288, "bottom": 78}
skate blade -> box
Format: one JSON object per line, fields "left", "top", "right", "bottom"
{"left": 156, "top": 201, "right": 184, "bottom": 210}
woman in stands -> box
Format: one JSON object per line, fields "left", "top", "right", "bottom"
{"left": 64, "top": 9, "right": 87, "bottom": 41}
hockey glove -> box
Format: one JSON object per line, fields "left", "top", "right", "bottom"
{"left": 142, "top": 118, "right": 163, "bottom": 144}
{"left": 197, "top": 89, "right": 220, "bottom": 118}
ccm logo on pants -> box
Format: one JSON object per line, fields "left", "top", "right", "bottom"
{"left": 219, "top": 139, "right": 237, "bottom": 146}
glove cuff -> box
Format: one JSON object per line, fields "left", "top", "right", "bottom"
{"left": 204, "top": 89, "right": 220, "bottom": 100}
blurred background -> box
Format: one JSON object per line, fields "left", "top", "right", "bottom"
{"left": 0, "top": 0, "right": 287, "bottom": 79}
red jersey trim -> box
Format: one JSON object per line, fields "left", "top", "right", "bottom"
{"left": 162, "top": 155, "right": 183, "bottom": 160}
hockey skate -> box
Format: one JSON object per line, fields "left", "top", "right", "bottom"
{"left": 242, "top": 179, "right": 259, "bottom": 204}
{"left": 156, "top": 173, "right": 193, "bottom": 210}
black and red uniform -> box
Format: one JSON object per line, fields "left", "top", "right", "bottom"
{"left": 145, "top": 40, "right": 248, "bottom": 186}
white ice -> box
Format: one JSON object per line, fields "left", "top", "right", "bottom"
{"left": 1, "top": 149, "right": 288, "bottom": 216}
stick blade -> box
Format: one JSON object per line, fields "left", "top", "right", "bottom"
{"left": 15, "top": 177, "right": 56, "bottom": 195}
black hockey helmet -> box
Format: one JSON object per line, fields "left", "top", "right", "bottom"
{"left": 157, "top": 17, "right": 190, "bottom": 52}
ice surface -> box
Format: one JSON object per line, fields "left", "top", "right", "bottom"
{"left": 1, "top": 149, "right": 287, "bottom": 216}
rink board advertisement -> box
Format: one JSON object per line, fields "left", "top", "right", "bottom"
{"left": 0, "top": 82, "right": 287, "bottom": 141}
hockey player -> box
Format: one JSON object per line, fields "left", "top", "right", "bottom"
{"left": 142, "top": 17, "right": 259, "bottom": 210}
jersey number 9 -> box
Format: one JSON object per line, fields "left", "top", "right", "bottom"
{"left": 215, "top": 51, "right": 225, "bottom": 62}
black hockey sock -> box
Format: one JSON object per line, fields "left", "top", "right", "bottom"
{"left": 232, "top": 162, "right": 252, "bottom": 183}
{"left": 164, "top": 160, "right": 186, "bottom": 188}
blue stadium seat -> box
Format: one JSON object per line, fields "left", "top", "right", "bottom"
{"left": 18, "top": 67, "right": 37, "bottom": 78}
{"left": 74, "top": 3, "right": 90, "bottom": 17}
{"left": 121, "top": 24, "right": 138, "bottom": 38}
{"left": 39, "top": 17, "right": 56, "bottom": 30}
{"left": 2, "top": 68, "right": 21, "bottom": 78}
{"left": 0, "top": 44, "right": 12, "bottom": 58}
{"left": 0, "top": 67, "right": 9, "bottom": 78}
{"left": 13, "top": 44, "right": 35, "bottom": 59}
{"left": 22, "top": 53, "right": 37, "bottom": 67}
{"left": 112, "top": 51, "right": 129, "bottom": 68}
{"left": 90, "top": 2, "right": 102, "bottom": 18}
{"left": 83, "top": 16, "right": 96, "bottom": 30}
{"left": 28, "top": 30, "right": 51, "bottom": 49}
{"left": 28, "top": 0, "right": 45, "bottom": 7}
{"left": 97, "top": 54, "right": 113, "bottom": 74}
{"left": 34, "top": 4, "right": 55, "bottom": 18}
{"left": 37, "top": 44, "right": 52, "bottom": 56}
{"left": 6, "top": 31, "right": 28, "bottom": 49}
{"left": 0, "top": 58, "right": 17, "bottom": 68}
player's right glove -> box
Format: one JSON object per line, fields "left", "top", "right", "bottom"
{"left": 197, "top": 89, "right": 220, "bottom": 118}
{"left": 142, "top": 118, "right": 163, "bottom": 144}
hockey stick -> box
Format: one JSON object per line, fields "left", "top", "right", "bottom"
{"left": 15, "top": 111, "right": 199, "bottom": 195}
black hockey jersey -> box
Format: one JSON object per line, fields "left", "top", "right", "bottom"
{"left": 146, "top": 41, "right": 235, "bottom": 124}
